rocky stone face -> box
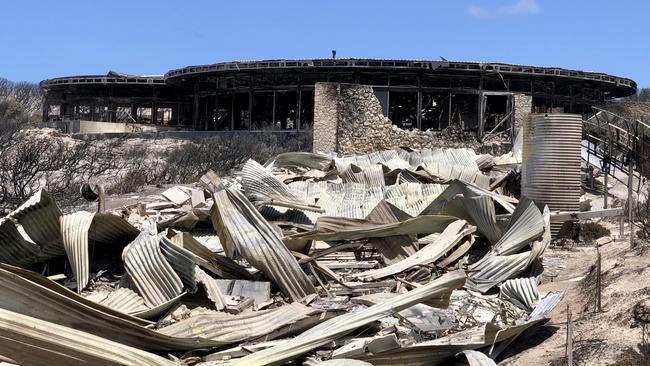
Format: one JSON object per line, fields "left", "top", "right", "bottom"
{"left": 514, "top": 94, "right": 533, "bottom": 133}
{"left": 313, "top": 83, "right": 341, "bottom": 154}
{"left": 313, "top": 82, "right": 511, "bottom": 156}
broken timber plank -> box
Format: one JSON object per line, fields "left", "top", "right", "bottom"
{"left": 550, "top": 208, "right": 623, "bottom": 222}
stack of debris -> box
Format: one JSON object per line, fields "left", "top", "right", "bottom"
{"left": 0, "top": 147, "right": 562, "bottom": 366}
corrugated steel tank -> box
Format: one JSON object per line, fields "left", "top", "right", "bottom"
{"left": 522, "top": 113, "right": 582, "bottom": 236}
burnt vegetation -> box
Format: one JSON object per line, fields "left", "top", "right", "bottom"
{"left": 0, "top": 76, "right": 312, "bottom": 209}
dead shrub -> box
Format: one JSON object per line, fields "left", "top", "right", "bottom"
{"left": 548, "top": 339, "right": 608, "bottom": 366}
{"left": 635, "top": 186, "right": 650, "bottom": 239}
{"left": 0, "top": 132, "right": 119, "bottom": 207}
{"left": 153, "top": 131, "right": 312, "bottom": 184}
{"left": 106, "top": 168, "right": 150, "bottom": 195}
{"left": 580, "top": 222, "right": 611, "bottom": 241}
{"left": 0, "top": 129, "right": 313, "bottom": 208}
{"left": 611, "top": 319, "right": 650, "bottom": 366}
{"left": 562, "top": 221, "right": 610, "bottom": 242}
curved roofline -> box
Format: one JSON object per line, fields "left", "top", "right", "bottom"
{"left": 41, "top": 73, "right": 165, "bottom": 88}
{"left": 164, "top": 58, "right": 636, "bottom": 93}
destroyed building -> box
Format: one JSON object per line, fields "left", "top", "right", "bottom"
{"left": 40, "top": 59, "right": 636, "bottom": 139}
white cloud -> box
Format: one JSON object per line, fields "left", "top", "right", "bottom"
{"left": 468, "top": 0, "right": 540, "bottom": 18}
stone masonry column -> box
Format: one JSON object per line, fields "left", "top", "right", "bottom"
{"left": 513, "top": 94, "right": 533, "bottom": 134}
{"left": 313, "top": 82, "right": 341, "bottom": 153}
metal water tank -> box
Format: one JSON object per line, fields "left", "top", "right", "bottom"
{"left": 522, "top": 113, "right": 582, "bottom": 236}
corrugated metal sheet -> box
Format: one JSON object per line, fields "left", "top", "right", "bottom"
{"left": 0, "top": 263, "right": 218, "bottom": 351}
{"left": 491, "top": 198, "right": 544, "bottom": 256}
{"left": 230, "top": 271, "right": 466, "bottom": 366}
{"left": 457, "top": 350, "right": 497, "bottom": 366}
{"left": 530, "top": 292, "right": 565, "bottom": 320}
{"left": 466, "top": 252, "right": 531, "bottom": 293}
{"left": 159, "top": 236, "right": 197, "bottom": 292}
{"left": 89, "top": 213, "right": 140, "bottom": 244}
{"left": 241, "top": 159, "right": 311, "bottom": 209}
{"left": 341, "top": 164, "right": 385, "bottom": 188}
{"left": 0, "top": 217, "right": 40, "bottom": 267}
{"left": 522, "top": 114, "right": 582, "bottom": 236}
{"left": 195, "top": 266, "right": 226, "bottom": 310}
{"left": 132, "top": 292, "right": 185, "bottom": 319}
{"left": 122, "top": 232, "right": 184, "bottom": 307}
{"left": 307, "top": 360, "right": 373, "bottom": 366}
{"left": 97, "top": 288, "right": 148, "bottom": 314}
{"left": 210, "top": 187, "right": 316, "bottom": 301}
{"left": 0, "top": 308, "right": 177, "bottom": 366}
{"left": 59, "top": 211, "right": 140, "bottom": 293}
{"left": 60, "top": 211, "right": 94, "bottom": 293}
{"left": 288, "top": 214, "right": 457, "bottom": 242}
{"left": 499, "top": 277, "right": 539, "bottom": 311}
{"left": 463, "top": 195, "right": 501, "bottom": 244}
{"left": 157, "top": 303, "right": 320, "bottom": 342}
{"left": 364, "top": 200, "right": 418, "bottom": 265}
{"left": 6, "top": 189, "right": 64, "bottom": 259}
{"left": 356, "top": 291, "right": 564, "bottom": 365}
{"left": 168, "top": 230, "right": 251, "bottom": 280}
{"left": 355, "top": 220, "right": 474, "bottom": 281}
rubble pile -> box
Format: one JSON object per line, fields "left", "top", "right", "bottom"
{"left": 0, "top": 146, "right": 563, "bottom": 366}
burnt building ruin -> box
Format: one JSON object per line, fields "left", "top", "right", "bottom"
{"left": 41, "top": 59, "right": 636, "bottom": 138}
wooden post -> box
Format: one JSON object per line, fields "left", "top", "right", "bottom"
{"left": 628, "top": 156, "right": 635, "bottom": 248}
{"left": 603, "top": 156, "right": 609, "bottom": 208}
{"left": 596, "top": 248, "right": 602, "bottom": 312}
{"left": 566, "top": 304, "right": 573, "bottom": 366}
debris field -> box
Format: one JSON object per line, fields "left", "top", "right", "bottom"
{"left": 0, "top": 146, "right": 565, "bottom": 366}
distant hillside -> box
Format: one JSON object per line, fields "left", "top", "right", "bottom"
{"left": 0, "top": 78, "right": 43, "bottom": 123}
{"left": 603, "top": 101, "right": 650, "bottom": 124}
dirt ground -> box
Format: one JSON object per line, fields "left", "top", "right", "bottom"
{"left": 499, "top": 173, "right": 650, "bottom": 365}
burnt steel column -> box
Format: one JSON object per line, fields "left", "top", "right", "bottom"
{"left": 192, "top": 81, "right": 200, "bottom": 129}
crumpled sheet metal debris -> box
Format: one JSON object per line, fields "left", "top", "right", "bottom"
{"left": 341, "top": 164, "right": 386, "bottom": 188}
{"left": 287, "top": 214, "right": 458, "bottom": 243}
{"left": 356, "top": 293, "right": 563, "bottom": 365}
{"left": 230, "top": 271, "right": 466, "bottom": 366}
{"left": 6, "top": 189, "right": 64, "bottom": 259}
{"left": 491, "top": 198, "right": 544, "bottom": 256}
{"left": 500, "top": 277, "right": 540, "bottom": 311}
{"left": 304, "top": 358, "right": 373, "bottom": 366}
{"left": 242, "top": 159, "right": 316, "bottom": 211}
{"left": 364, "top": 200, "right": 417, "bottom": 265}
{"left": 0, "top": 145, "right": 570, "bottom": 365}
{"left": 196, "top": 266, "right": 227, "bottom": 310}
{"left": 0, "top": 308, "right": 178, "bottom": 366}
{"left": 60, "top": 210, "right": 139, "bottom": 292}
{"left": 122, "top": 231, "right": 184, "bottom": 307}
{"left": 355, "top": 220, "right": 474, "bottom": 281}
{"left": 160, "top": 236, "right": 198, "bottom": 292}
{"left": 457, "top": 350, "right": 498, "bottom": 366}
{"left": 463, "top": 195, "right": 501, "bottom": 244}
{"left": 210, "top": 186, "right": 316, "bottom": 301}
{"left": 0, "top": 264, "right": 217, "bottom": 351}
{"left": 158, "top": 302, "right": 321, "bottom": 344}
{"left": 97, "top": 287, "right": 148, "bottom": 314}
{"left": 60, "top": 211, "right": 94, "bottom": 293}
{"left": 0, "top": 217, "right": 41, "bottom": 267}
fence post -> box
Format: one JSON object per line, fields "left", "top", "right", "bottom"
{"left": 596, "top": 248, "right": 602, "bottom": 313}
{"left": 566, "top": 304, "right": 573, "bottom": 366}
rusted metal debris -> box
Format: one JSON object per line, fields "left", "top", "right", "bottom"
{"left": 0, "top": 147, "right": 565, "bottom": 365}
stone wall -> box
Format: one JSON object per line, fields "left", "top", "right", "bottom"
{"left": 313, "top": 82, "right": 510, "bottom": 156}
{"left": 313, "top": 83, "right": 340, "bottom": 154}
{"left": 513, "top": 94, "right": 533, "bottom": 133}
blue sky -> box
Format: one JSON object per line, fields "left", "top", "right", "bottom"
{"left": 1, "top": 0, "right": 648, "bottom": 88}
